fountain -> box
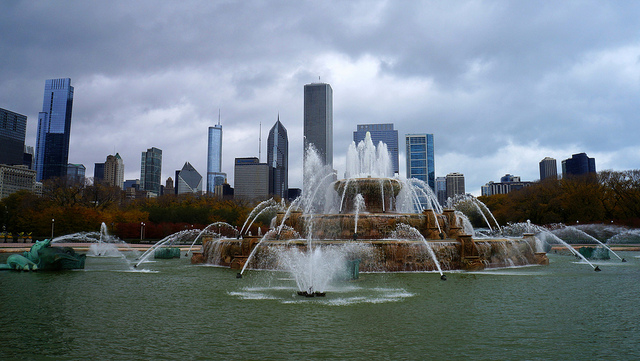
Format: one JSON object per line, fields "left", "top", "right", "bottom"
{"left": 193, "top": 132, "right": 550, "bottom": 294}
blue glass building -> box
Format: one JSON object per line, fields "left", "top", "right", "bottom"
{"left": 0, "top": 108, "right": 27, "bottom": 166}
{"left": 353, "top": 124, "right": 399, "bottom": 175}
{"left": 35, "top": 78, "right": 74, "bottom": 181}
{"left": 207, "top": 124, "right": 225, "bottom": 194}
{"left": 405, "top": 134, "right": 435, "bottom": 190}
{"left": 267, "top": 116, "right": 288, "bottom": 198}
{"left": 141, "top": 147, "right": 162, "bottom": 196}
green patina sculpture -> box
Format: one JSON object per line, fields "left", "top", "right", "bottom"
{"left": 0, "top": 239, "right": 86, "bottom": 271}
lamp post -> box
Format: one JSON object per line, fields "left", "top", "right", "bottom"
{"left": 51, "top": 218, "right": 55, "bottom": 239}
{"left": 140, "top": 222, "right": 145, "bottom": 242}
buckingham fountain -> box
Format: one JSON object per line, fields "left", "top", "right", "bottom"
{"left": 192, "top": 133, "right": 549, "bottom": 294}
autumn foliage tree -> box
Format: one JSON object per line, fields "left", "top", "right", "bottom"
{"left": 479, "top": 170, "right": 640, "bottom": 227}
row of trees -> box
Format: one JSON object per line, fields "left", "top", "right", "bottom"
{"left": 477, "top": 170, "right": 640, "bottom": 227}
{"left": 1, "top": 170, "right": 638, "bottom": 240}
{"left": 0, "top": 177, "right": 258, "bottom": 240}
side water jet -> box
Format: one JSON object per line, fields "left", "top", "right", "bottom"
{"left": 238, "top": 229, "right": 279, "bottom": 276}
{"left": 239, "top": 199, "right": 277, "bottom": 236}
{"left": 393, "top": 224, "right": 445, "bottom": 279}
{"left": 186, "top": 222, "right": 238, "bottom": 256}
{"left": 557, "top": 226, "right": 626, "bottom": 262}
{"left": 537, "top": 229, "right": 601, "bottom": 271}
{"left": 135, "top": 229, "right": 199, "bottom": 268}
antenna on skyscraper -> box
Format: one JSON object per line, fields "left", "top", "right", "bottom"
{"left": 258, "top": 122, "right": 262, "bottom": 162}
{"left": 218, "top": 109, "right": 221, "bottom": 126}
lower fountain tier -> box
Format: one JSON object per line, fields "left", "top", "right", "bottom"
{"left": 194, "top": 235, "right": 549, "bottom": 272}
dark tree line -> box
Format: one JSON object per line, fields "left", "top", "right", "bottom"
{"left": 0, "top": 177, "right": 256, "bottom": 240}
{"left": 478, "top": 170, "right": 640, "bottom": 227}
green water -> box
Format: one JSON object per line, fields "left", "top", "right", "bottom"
{"left": 1, "top": 253, "right": 639, "bottom": 360}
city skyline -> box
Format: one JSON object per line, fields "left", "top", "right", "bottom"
{"left": 2, "top": 2, "right": 639, "bottom": 195}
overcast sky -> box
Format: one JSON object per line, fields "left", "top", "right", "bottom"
{"left": 1, "top": 1, "right": 639, "bottom": 195}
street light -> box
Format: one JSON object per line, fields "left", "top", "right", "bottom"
{"left": 51, "top": 218, "right": 55, "bottom": 239}
{"left": 140, "top": 222, "right": 145, "bottom": 241}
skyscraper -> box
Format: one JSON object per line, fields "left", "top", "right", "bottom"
{"left": 445, "top": 172, "right": 465, "bottom": 200}
{"left": 354, "top": 124, "right": 399, "bottom": 175}
{"left": 539, "top": 157, "right": 557, "bottom": 180}
{"left": 35, "top": 78, "right": 74, "bottom": 181}
{"left": 267, "top": 116, "right": 288, "bottom": 198}
{"left": 66, "top": 163, "right": 85, "bottom": 182}
{"left": 176, "top": 162, "right": 202, "bottom": 194}
{"left": 304, "top": 83, "right": 333, "bottom": 167}
{"left": 141, "top": 147, "right": 162, "bottom": 196}
{"left": 0, "top": 108, "right": 27, "bottom": 166}
{"left": 104, "top": 153, "right": 124, "bottom": 189}
{"left": 234, "top": 157, "right": 270, "bottom": 201}
{"left": 435, "top": 176, "right": 447, "bottom": 206}
{"left": 562, "top": 153, "right": 596, "bottom": 178}
{"left": 94, "top": 162, "right": 105, "bottom": 183}
{"left": 207, "top": 120, "right": 226, "bottom": 194}
{"left": 405, "top": 134, "right": 435, "bottom": 190}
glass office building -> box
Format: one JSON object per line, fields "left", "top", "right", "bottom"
{"left": 562, "top": 153, "right": 596, "bottom": 177}
{"left": 303, "top": 83, "right": 333, "bottom": 167}
{"left": 267, "top": 117, "right": 288, "bottom": 198}
{"left": 141, "top": 147, "right": 162, "bottom": 196}
{"left": 405, "top": 134, "right": 435, "bottom": 190}
{"left": 353, "top": 124, "right": 399, "bottom": 175}
{"left": 35, "top": 78, "right": 74, "bottom": 181}
{"left": 539, "top": 157, "right": 558, "bottom": 180}
{"left": 0, "top": 108, "right": 27, "bottom": 166}
{"left": 207, "top": 124, "right": 225, "bottom": 193}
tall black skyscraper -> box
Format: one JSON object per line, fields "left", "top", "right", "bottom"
{"left": 0, "top": 108, "right": 27, "bottom": 166}
{"left": 562, "top": 153, "right": 596, "bottom": 177}
{"left": 303, "top": 83, "right": 333, "bottom": 167}
{"left": 35, "top": 78, "right": 74, "bottom": 181}
{"left": 267, "top": 116, "right": 288, "bottom": 198}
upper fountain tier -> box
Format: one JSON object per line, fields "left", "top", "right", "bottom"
{"left": 334, "top": 178, "right": 402, "bottom": 214}
{"left": 345, "top": 131, "right": 393, "bottom": 179}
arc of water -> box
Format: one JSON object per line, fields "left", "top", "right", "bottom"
{"left": 448, "top": 194, "right": 501, "bottom": 233}
{"left": 537, "top": 229, "right": 598, "bottom": 270}
{"left": 186, "top": 222, "right": 238, "bottom": 255}
{"left": 304, "top": 172, "right": 336, "bottom": 215}
{"left": 277, "top": 197, "right": 303, "bottom": 236}
{"left": 243, "top": 204, "right": 280, "bottom": 237}
{"left": 353, "top": 194, "right": 365, "bottom": 236}
{"left": 338, "top": 178, "right": 352, "bottom": 213}
{"left": 240, "top": 198, "right": 276, "bottom": 235}
{"left": 134, "top": 229, "right": 199, "bottom": 268}
{"left": 560, "top": 226, "right": 625, "bottom": 262}
{"left": 394, "top": 224, "right": 444, "bottom": 276}
{"left": 379, "top": 180, "right": 385, "bottom": 213}
{"left": 239, "top": 229, "right": 278, "bottom": 275}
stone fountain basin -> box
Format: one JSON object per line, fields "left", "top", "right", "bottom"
{"left": 195, "top": 236, "right": 548, "bottom": 272}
